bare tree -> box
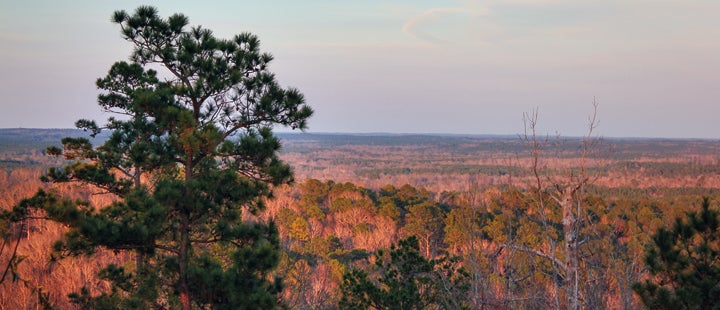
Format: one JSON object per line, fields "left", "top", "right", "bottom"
{"left": 501, "top": 99, "right": 602, "bottom": 310}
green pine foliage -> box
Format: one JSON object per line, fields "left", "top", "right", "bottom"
{"left": 339, "top": 236, "right": 470, "bottom": 309}
{"left": 632, "top": 197, "right": 720, "bottom": 309}
{"left": 23, "top": 6, "right": 311, "bottom": 309}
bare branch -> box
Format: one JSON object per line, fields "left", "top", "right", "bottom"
{"left": 499, "top": 244, "right": 567, "bottom": 272}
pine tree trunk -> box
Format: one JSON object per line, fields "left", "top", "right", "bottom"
{"left": 134, "top": 167, "right": 144, "bottom": 274}
{"left": 179, "top": 160, "right": 193, "bottom": 310}
{"left": 178, "top": 210, "right": 191, "bottom": 310}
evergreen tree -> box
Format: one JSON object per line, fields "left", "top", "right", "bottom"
{"left": 339, "top": 236, "right": 469, "bottom": 309}
{"left": 28, "top": 6, "right": 312, "bottom": 309}
{"left": 403, "top": 202, "right": 444, "bottom": 258}
{"left": 632, "top": 198, "right": 720, "bottom": 309}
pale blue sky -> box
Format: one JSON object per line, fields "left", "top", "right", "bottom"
{"left": 1, "top": 1, "right": 719, "bottom": 138}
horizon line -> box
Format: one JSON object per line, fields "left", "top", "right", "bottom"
{"left": 1, "top": 127, "right": 717, "bottom": 141}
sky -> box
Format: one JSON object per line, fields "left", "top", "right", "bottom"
{"left": 1, "top": 1, "right": 719, "bottom": 138}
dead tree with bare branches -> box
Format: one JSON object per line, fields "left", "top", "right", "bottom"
{"left": 501, "top": 99, "right": 603, "bottom": 310}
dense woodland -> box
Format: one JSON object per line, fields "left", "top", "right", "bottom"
{"left": 2, "top": 129, "right": 720, "bottom": 309}
{"left": 2, "top": 6, "right": 720, "bottom": 310}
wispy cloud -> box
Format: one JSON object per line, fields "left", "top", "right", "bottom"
{"left": 402, "top": 7, "right": 489, "bottom": 45}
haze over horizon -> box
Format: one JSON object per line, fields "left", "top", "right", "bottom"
{"left": 2, "top": 1, "right": 719, "bottom": 139}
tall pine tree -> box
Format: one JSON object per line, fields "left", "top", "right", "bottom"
{"left": 30, "top": 6, "right": 312, "bottom": 309}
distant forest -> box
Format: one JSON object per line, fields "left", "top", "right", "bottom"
{"left": 3, "top": 129, "right": 720, "bottom": 308}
